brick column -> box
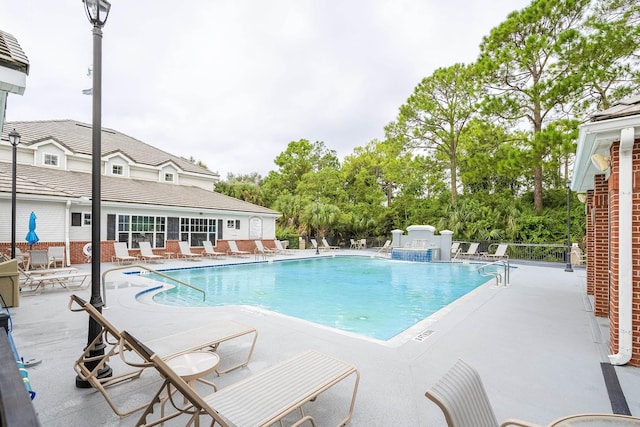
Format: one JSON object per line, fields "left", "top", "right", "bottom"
{"left": 633, "top": 143, "right": 640, "bottom": 365}
{"left": 585, "top": 189, "right": 594, "bottom": 295}
{"left": 592, "top": 175, "right": 609, "bottom": 318}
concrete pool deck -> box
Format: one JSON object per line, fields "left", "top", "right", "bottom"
{"left": 6, "top": 250, "right": 640, "bottom": 426}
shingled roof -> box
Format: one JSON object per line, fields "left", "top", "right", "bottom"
{"left": 0, "top": 120, "right": 218, "bottom": 177}
{"left": 590, "top": 95, "right": 640, "bottom": 122}
{"left": 0, "top": 162, "right": 278, "bottom": 215}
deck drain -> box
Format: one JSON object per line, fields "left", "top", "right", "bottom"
{"left": 413, "top": 330, "right": 434, "bottom": 342}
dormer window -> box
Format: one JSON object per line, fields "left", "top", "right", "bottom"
{"left": 44, "top": 153, "right": 59, "bottom": 166}
{"left": 112, "top": 165, "right": 124, "bottom": 175}
{"left": 164, "top": 172, "right": 174, "bottom": 182}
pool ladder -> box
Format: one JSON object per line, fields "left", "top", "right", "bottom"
{"left": 477, "top": 259, "right": 510, "bottom": 287}
{"left": 100, "top": 264, "right": 206, "bottom": 308}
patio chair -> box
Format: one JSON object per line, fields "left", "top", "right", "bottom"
{"left": 483, "top": 244, "right": 509, "bottom": 261}
{"left": 138, "top": 242, "right": 163, "bottom": 263}
{"left": 310, "top": 239, "right": 319, "bottom": 251}
{"left": 376, "top": 240, "right": 391, "bottom": 254}
{"left": 177, "top": 241, "right": 203, "bottom": 260}
{"left": 227, "top": 240, "right": 250, "bottom": 257}
{"left": 350, "top": 239, "right": 358, "bottom": 249}
{"left": 27, "top": 250, "right": 49, "bottom": 270}
{"left": 451, "top": 242, "right": 462, "bottom": 259}
{"left": 254, "top": 240, "right": 276, "bottom": 257}
{"left": 359, "top": 239, "right": 367, "bottom": 249}
{"left": 321, "top": 237, "right": 340, "bottom": 251}
{"left": 202, "top": 240, "right": 226, "bottom": 258}
{"left": 122, "top": 330, "right": 360, "bottom": 427}
{"left": 425, "top": 359, "right": 542, "bottom": 427}
{"left": 14, "top": 247, "right": 28, "bottom": 269}
{"left": 47, "top": 246, "right": 65, "bottom": 268}
{"left": 458, "top": 243, "right": 480, "bottom": 260}
{"left": 112, "top": 242, "right": 138, "bottom": 265}
{"left": 68, "top": 294, "right": 258, "bottom": 418}
{"left": 12, "top": 261, "right": 88, "bottom": 293}
{"left": 273, "top": 240, "right": 293, "bottom": 255}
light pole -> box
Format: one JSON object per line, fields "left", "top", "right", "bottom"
{"left": 8, "top": 129, "right": 20, "bottom": 260}
{"left": 565, "top": 179, "right": 573, "bottom": 273}
{"left": 77, "top": 0, "right": 112, "bottom": 388}
{"left": 315, "top": 198, "right": 320, "bottom": 255}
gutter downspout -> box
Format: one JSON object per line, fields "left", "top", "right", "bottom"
{"left": 65, "top": 200, "right": 71, "bottom": 267}
{"left": 609, "top": 127, "right": 635, "bottom": 366}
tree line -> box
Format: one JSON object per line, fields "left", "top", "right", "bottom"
{"left": 214, "top": 0, "right": 639, "bottom": 247}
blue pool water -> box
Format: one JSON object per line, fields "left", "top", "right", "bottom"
{"left": 149, "top": 257, "right": 489, "bottom": 340}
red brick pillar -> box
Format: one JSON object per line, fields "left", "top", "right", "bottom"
{"left": 633, "top": 143, "right": 640, "bottom": 365}
{"left": 592, "top": 174, "right": 609, "bottom": 318}
{"left": 585, "top": 189, "right": 594, "bottom": 295}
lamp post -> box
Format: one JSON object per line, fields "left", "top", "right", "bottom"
{"left": 565, "top": 179, "right": 573, "bottom": 273}
{"left": 77, "top": 0, "right": 112, "bottom": 388}
{"left": 315, "top": 198, "right": 320, "bottom": 255}
{"left": 8, "top": 129, "right": 20, "bottom": 260}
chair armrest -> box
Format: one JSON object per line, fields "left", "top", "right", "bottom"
{"left": 501, "top": 418, "right": 545, "bottom": 427}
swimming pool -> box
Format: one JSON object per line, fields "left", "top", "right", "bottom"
{"left": 147, "top": 257, "right": 490, "bottom": 340}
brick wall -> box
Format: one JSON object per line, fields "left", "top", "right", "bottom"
{"left": 592, "top": 175, "right": 610, "bottom": 317}
{"left": 586, "top": 189, "right": 594, "bottom": 295}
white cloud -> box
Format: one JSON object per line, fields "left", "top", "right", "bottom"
{"left": 1, "top": 0, "right": 530, "bottom": 178}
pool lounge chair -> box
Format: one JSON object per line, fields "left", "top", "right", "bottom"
{"left": 68, "top": 294, "right": 258, "bottom": 418}
{"left": 376, "top": 240, "right": 391, "bottom": 254}
{"left": 138, "top": 242, "right": 163, "bottom": 263}
{"left": 10, "top": 260, "right": 88, "bottom": 293}
{"left": 321, "top": 237, "right": 340, "bottom": 251}
{"left": 227, "top": 240, "right": 250, "bottom": 257}
{"left": 202, "top": 240, "right": 226, "bottom": 258}
{"left": 483, "top": 243, "right": 509, "bottom": 261}
{"left": 450, "top": 242, "right": 462, "bottom": 259}
{"left": 273, "top": 240, "right": 293, "bottom": 255}
{"left": 112, "top": 242, "right": 138, "bottom": 265}
{"left": 425, "top": 359, "right": 542, "bottom": 427}
{"left": 310, "top": 239, "right": 320, "bottom": 251}
{"left": 254, "top": 240, "right": 276, "bottom": 257}
{"left": 122, "top": 330, "right": 360, "bottom": 427}
{"left": 458, "top": 242, "right": 480, "bottom": 260}
{"left": 177, "top": 241, "right": 203, "bottom": 260}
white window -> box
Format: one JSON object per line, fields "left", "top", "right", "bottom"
{"left": 164, "top": 172, "right": 174, "bottom": 182}
{"left": 112, "top": 165, "right": 123, "bottom": 175}
{"left": 44, "top": 153, "right": 59, "bottom": 166}
{"left": 227, "top": 220, "right": 240, "bottom": 229}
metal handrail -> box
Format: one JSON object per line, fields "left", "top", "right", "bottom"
{"left": 477, "top": 259, "right": 510, "bottom": 287}
{"left": 101, "top": 264, "right": 205, "bottom": 307}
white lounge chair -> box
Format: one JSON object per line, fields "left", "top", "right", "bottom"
{"left": 459, "top": 242, "right": 480, "bottom": 260}
{"left": 310, "top": 239, "right": 319, "bottom": 251}
{"left": 376, "top": 240, "right": 391, "bottom": 254}
{"left": 202, "top": 240, "right": 226, "bottom": 258}
{"left": 112, "top": 242, "right": 138, "bottom": 265}
{"left": 254, "top": 240, "right": 276, "bottom": 257}
{"left": 321, "top": 237, "right": 340, "bottom": 251}
{"left": 47, "top": 246, "right": 65, "bottom": 268}
{"left": 450, "top": 242, "right": 461, "bottom": 259}
{"left": 69, "top": 295, "right": 258, "bottom": 418}
{"left": 426, "top": 359, "right": 543, "bottom": 427}
{"left": 273, "top": 240, "right": 293, "bottom": 255}
{"left": 483, "top": 243, "right": 509, "bottom": 261}
{"left": 227, "top": 240, "right": 250, "bottom": 257}
{"left": 138, "top": 242, "right": 163, "bottom": 263}
{"left": 178, "top": 241, "right": 203, "bottom": 260}
{"left": 122, "top": 330, "right": 360, "bottom": 427}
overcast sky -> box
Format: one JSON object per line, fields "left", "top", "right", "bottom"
{"left": 1, "top": 1, "right": 531, "bottom": 179}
